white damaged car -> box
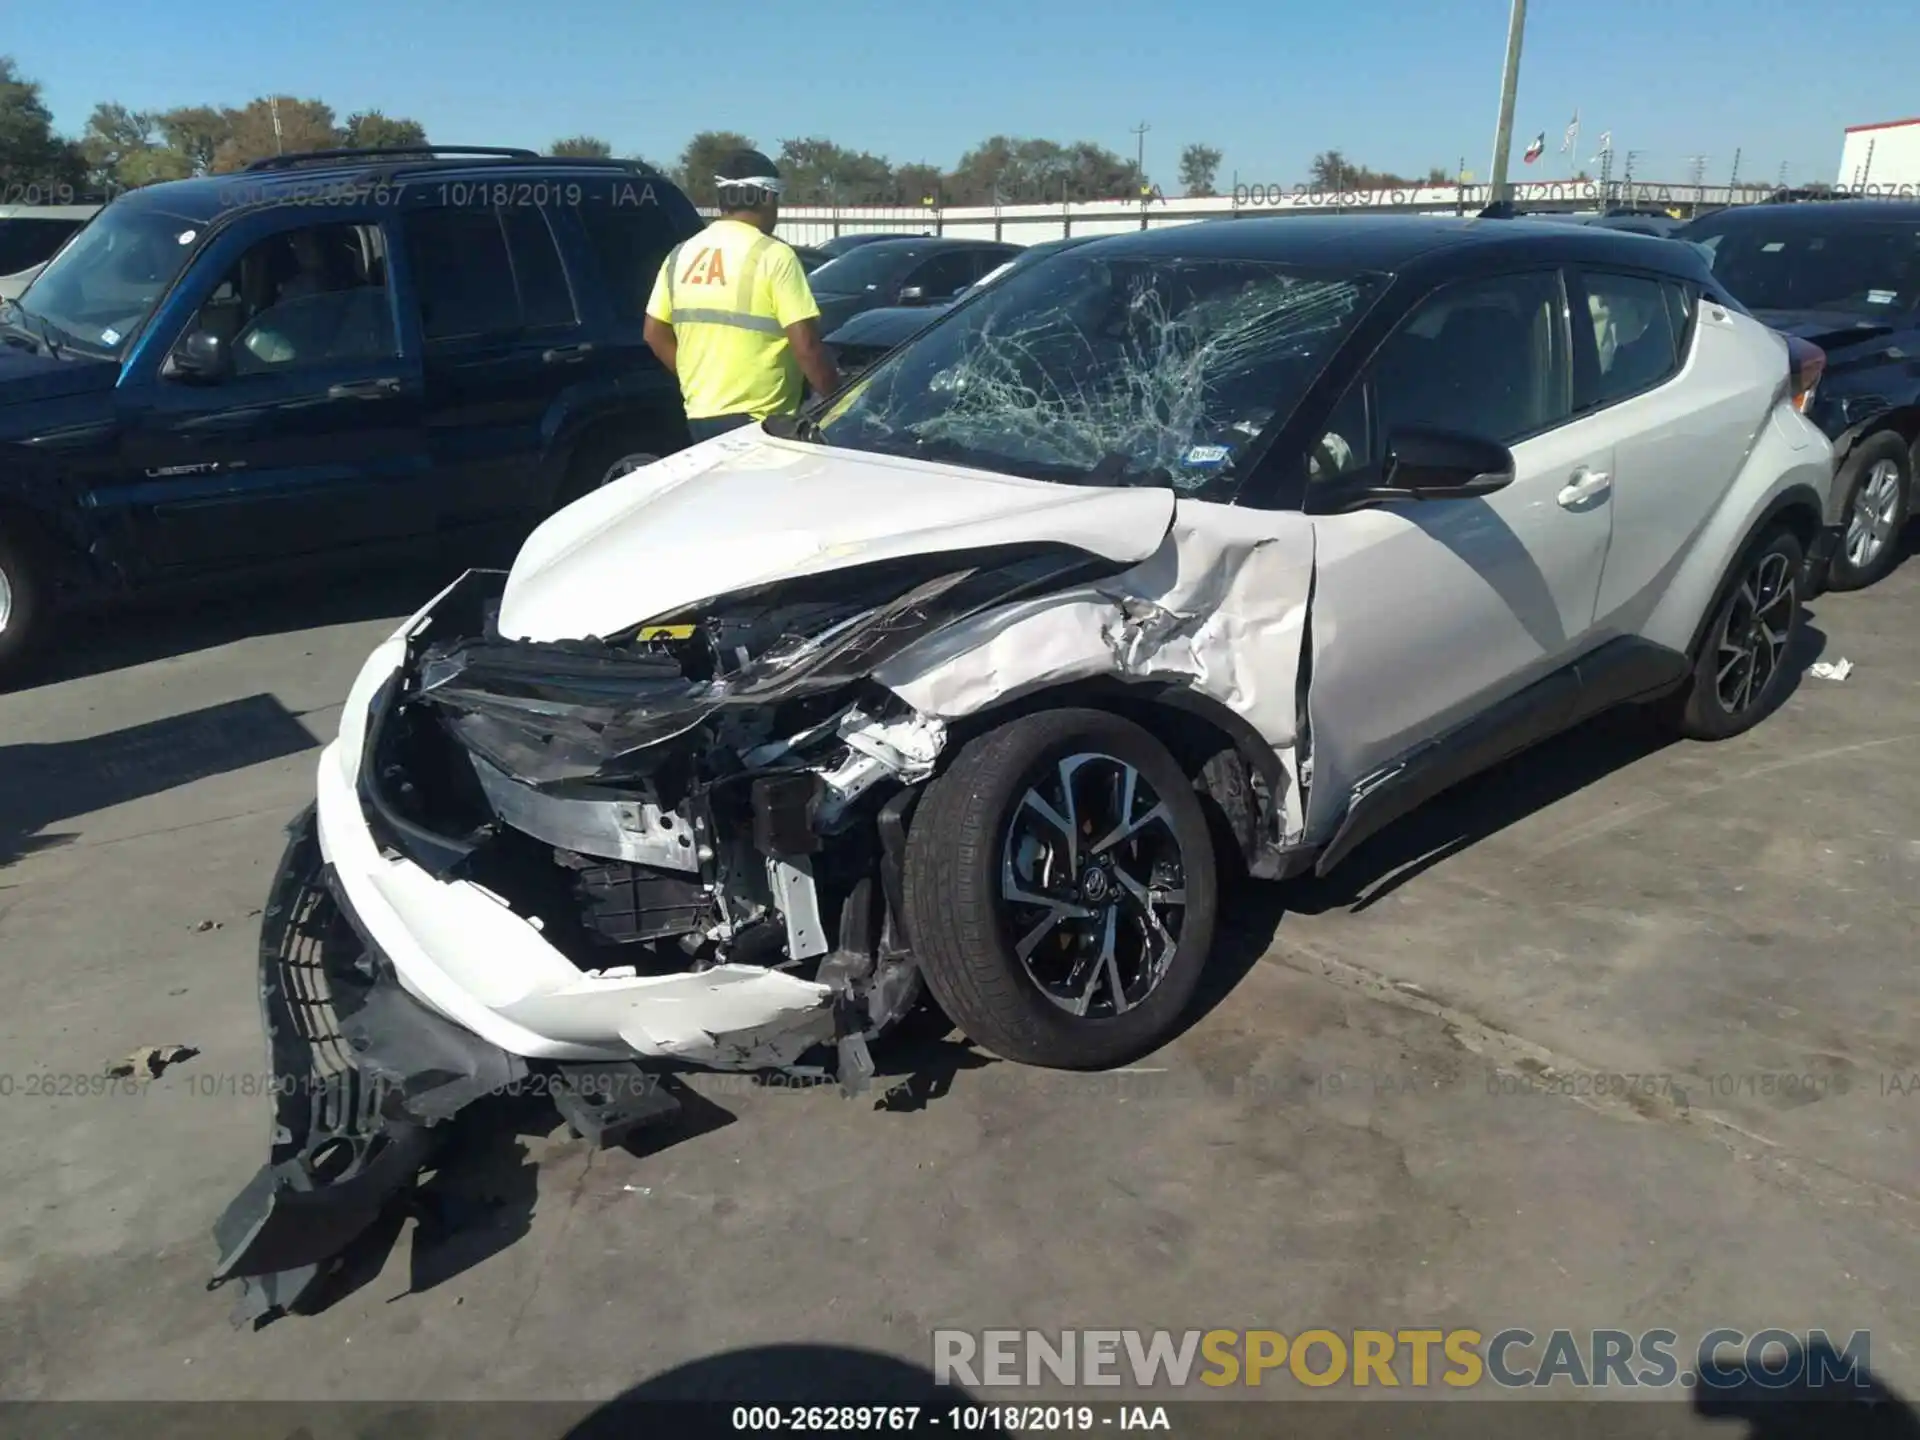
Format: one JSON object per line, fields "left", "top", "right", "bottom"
{"left": 212, "top": 216, "right": 1834, "bottom": 1318}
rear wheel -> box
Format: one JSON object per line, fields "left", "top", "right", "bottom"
{"left": 555, "top": 428, "right": 672, "bottom": 509}
{"left": 0, "top": 522, "right": 49, "bottom": 688}
{"left": 1666, "top": 528, "right": 1805, "bottom": 741}
{"left": 1825, "top": 431, "right": 1912, "bottom": 591}
{"left": 901, "top": 708, "right": 1218, "bottom": 1069}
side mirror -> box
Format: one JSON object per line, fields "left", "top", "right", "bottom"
{"left": 897, "top": 285, "right": 930, "bottom": 304}
{"left": 1369, "top": 426, "right": 1514, "bottom": 500}
{"left": 167, "top": 329, "right": 229, "bottom": 383}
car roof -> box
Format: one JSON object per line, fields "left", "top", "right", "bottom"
{"left": 1058, "top": 214, "right": 1704, "bottom": 277}
{"left": 1686, "top": 199, "right": 1920, "bottom": 227}
{"left": 110, "top": 154, "right": 687, "bottom": 226}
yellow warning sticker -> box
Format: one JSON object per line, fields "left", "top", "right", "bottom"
{"left": 637, "top": 624, "right": 697, "bottom": 641}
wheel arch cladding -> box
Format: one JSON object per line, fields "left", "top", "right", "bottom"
{"left": 923, "top": 677, "right": 1279, "bottom": 875}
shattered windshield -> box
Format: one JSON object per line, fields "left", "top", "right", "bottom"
{"left": 814, "top": 251, "right": 1384, "bottom": 494}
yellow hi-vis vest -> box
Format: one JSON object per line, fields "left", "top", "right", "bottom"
{"left": 645, "top": 219, "right": 820, "bottom": 420}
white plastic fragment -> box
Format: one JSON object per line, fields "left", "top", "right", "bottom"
{"left": 1809, "top": 659, "right": 1854, "bottom": 682}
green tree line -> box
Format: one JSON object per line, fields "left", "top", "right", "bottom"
{"left": 12, "top": 53, "right": 1475, "bottom": 208}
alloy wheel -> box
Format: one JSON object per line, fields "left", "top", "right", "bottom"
{"left": 600, "top": 453, "right": 658, "bottom": 487}
{"left": 999, "top": 752, "right": 1188, "bottom": 1019}
{"left": 1713, "top": 550, "right": 1795, "bottom": 716}
{"left": 0, "top": 563, "right": 11, "bottom": 634}
{"left": 1845, "top": 459, "right": 1904, "bottom": 570}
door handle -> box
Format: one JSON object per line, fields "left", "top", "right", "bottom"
{"left": 1557, "top": 467, "right": 1611, "bottom": 507}
{"left": 327, "top": 377, "right": 402, "bottom": 399}
{"left": 542, "top": 342, "right": 595, "bottom": 365}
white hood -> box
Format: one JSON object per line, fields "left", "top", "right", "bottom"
{"left": 497, "top": 429, "right": 1177, "bottom": 642}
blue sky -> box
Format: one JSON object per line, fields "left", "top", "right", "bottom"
{"left": 11, "top": 0, "right": 1916, "bottom": 189}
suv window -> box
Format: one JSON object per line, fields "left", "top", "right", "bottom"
{"left": 574, "top": 198, "right": 683, "bottom": 323}
{"left": 0, "top": 217, "right": 85, "bottom": 275}
{"left": 1687, "top": 218, "right": 1920, "bottom": 315}
{"left": 185, "top": 221, "right": 395, "bottom": 377}
{"left": 406, "top": 208, "right": 519, "bottom": 340}
{"left": 1313, "top": 270, "right": 1572, "bottom": 479}
{"left": 500, "top": 206, "right": 577, "bottom": 330}
{"left": 1577, "top": 271, "right": 1689, "bottom": 407}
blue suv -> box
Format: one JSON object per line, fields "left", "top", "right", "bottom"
{"left": 0, "top": 146, "right": 705, "bottom": 682}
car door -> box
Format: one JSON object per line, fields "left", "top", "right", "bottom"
{"left": 114, "top": 214, "right": 429, "bottom": 571}
{"left": 399, "top": 200, "right": 587, "bottom": 529}
{"left": 1296, "top": 267, "right": 1618, "bottom": 839}
{"left": 1568, "top": 267, "right": 1779, "bottom": 627}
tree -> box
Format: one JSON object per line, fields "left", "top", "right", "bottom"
{"left": 626, "top": 153, "right": 671, "bottom": 175}
{"left": 343, "top": 110, "right": 427, "bottom": 150}
{"left": 209, "top": 96, "right": 338, "bottom": 171}
{"left": 892, "top": 161, "right": 942, "bottom": 207}
{"left": 1308, "top": 150, "right": 1428, "bottom": 190}
{"left": 1178, "top": 143, "right": 1222, "bottom": 197}
{"left": 1427, "top": 165, "right": 1454, "bottom": 185}
{"left": 776, "top": 137, "right": 894, "bottom": 204}
{"left": 550, "top": 134, "right": 612, "bottom": 158}
{"left": 675, "top": 130, "right": 755, "bottom": 206}
{"left": 156, "top": 106, "right": 230, "bottom": 174}
{"left": 0, "top": 56, "right": 85, "bottom": 193}
{"left": 78, "top": 103, "right": 160, "bottom": 190}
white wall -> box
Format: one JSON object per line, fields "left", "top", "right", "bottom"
{"left": 1838, "top": 121, "right": 1920, "bottom": 192}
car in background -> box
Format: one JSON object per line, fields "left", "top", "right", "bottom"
{"left": 792, "top": 244, "right": 832, "bottom": 272}
{"left": 1679, "top": 200, "right": 1920, "bottom": 589}
{"left": 0, "top": 204, "right": 101, "bottom": 301}
{"left": 824, "top": 234, "right": 1096, "bottom": 377}
{"left": 815, "top": 231, "right": 927, "bottom": 260}
{"left": 0, "top": 146, "right": 704, "bottom": 684}
{"left": 238, "top": 216, "right": 1833, "bottom": 1313}
{"left": 806, "top": 235, "right": 1021, "bottom": 334}
{"left": 1520, "top": 210, "right": 1685, "bottom": 238}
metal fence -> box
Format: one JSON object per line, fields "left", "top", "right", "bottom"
{"left": 736, "top": 178, "right": 1804, "bottom": 248}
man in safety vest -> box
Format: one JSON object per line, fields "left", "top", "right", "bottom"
{"left": 644, "top": 150, "right": 841, "bottom": 443}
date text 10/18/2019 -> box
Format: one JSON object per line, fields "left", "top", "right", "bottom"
{"left": 728, "top": 1406, "right": 1169, "bottom": 1431}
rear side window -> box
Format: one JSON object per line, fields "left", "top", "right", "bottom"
{"left": 405, "top": 208, "right": 518, "bottom": 340}
{"left": 500, "top": 206, "right": 577, "bottom": 330}
{"left": 1576, "top": 271, "right": 1689, "bottom": 407}
{"left": 573, "top": 195, "right": 686, "bottom": 322}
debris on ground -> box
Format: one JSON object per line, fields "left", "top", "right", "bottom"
{"left": 106, "top": 1044, "right": 199, "bottom": 1079}
{"left": 1809, "top": 659, "right": 1855, "bottom": 682}
{"left": 191, "top": 919, "right": 223, "bottom": 932}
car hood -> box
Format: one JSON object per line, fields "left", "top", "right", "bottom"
{"left": 497, "top": 429, "right": 1177, "bottom": 643}
{"left": 0, "top": 343, "right": 118, "bottom": 403}
{"left": 827, "top": 304, "right": 951, "bottom": 350}
{"left": 1752, "top": 309, "right": 1904, "bottom": 352}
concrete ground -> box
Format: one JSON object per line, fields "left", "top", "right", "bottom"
{"left": 1, "top": 552, "right": 1916, "bottom": 1428}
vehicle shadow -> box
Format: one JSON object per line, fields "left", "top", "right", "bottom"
{"left": 0, "top": 692, "right": 319, "bottom": 870}
{"left": 15, "top": 551, "right": 478, "bottom": 693}
{"left": 1692, "top": 1340, "right": 1920, "bottom": 1439}
{"left": 561, "top": 1344, "right": 999, "bottom": 1440}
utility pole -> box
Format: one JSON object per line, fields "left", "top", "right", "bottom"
{"left": 269, "top": 96, "right": 285, "bottom": 154}
{"left": 1727, "top": 147, "right": 1741, "bottom": 203}
{"left": 1486, "top": 0, "right": 1529, "bottom": 205}
{"left": 1130, "top": 122, "right": 1151, "bottom": 230}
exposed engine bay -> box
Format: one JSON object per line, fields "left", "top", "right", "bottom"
{"left": 357, "top": 548, "right": 1125, "bottom": 1078}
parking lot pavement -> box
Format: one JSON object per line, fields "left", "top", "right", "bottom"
{"left": 1, "top": 560, "right": 1916, "bottom": 1411}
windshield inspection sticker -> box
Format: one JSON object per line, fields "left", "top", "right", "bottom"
{"left": 1183, "top": 444, "right": 1233, "bottom": 469}
{"left": 99, "top": 327, "right": 121, "bottom": 346}
{"left": 1868, "top": 289, "right": 1898, "bottom": 305}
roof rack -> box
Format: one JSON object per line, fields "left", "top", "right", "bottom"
{"left": 244, "top": 146, "right": 539, "bottom": 173}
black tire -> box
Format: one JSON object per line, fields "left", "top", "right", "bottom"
{"left": 1667, "top": 527, "right": 1805, "bottom": 741}
{"left": 0, "top": 521, "right": 48, "bottom": 689}
{"left": 901, "top": 707, "right": 1218, "bottom": 1070}
{"left": 1825, "top": 431, "right": 1913, "bottom": 591}
{"left": 555, "top": 429, "right": 670, "bottom": 509}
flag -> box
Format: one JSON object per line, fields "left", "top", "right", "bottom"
{"left": 1596, "top": 130, "right": 1613, "bottom": 153}
{"left": 1522, "top": 132, "right": 1546, "bottom": 164}
{"left": 1562, "top": 112, "right": 1580, "bottom": 153}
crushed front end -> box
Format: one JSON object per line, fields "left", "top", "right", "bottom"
{"left": 211, "top": 548, "right": 1117, "bottom": 1314}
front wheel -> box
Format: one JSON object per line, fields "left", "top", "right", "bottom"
{"left": 1825, "top": 431, "right": 1912, "bottom": 591}
{"left": 0, "top": 523, "right": 49, "bottom": 689}
{"left": 901, "top": 708, "right": 1218, "bottom": 1070}
{"left": 1666, "top": 527, "right": 1805, "bottom": 741}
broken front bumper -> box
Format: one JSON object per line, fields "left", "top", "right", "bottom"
{"left": 208, "top": 804, "right": 527, "bottom": 1325}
